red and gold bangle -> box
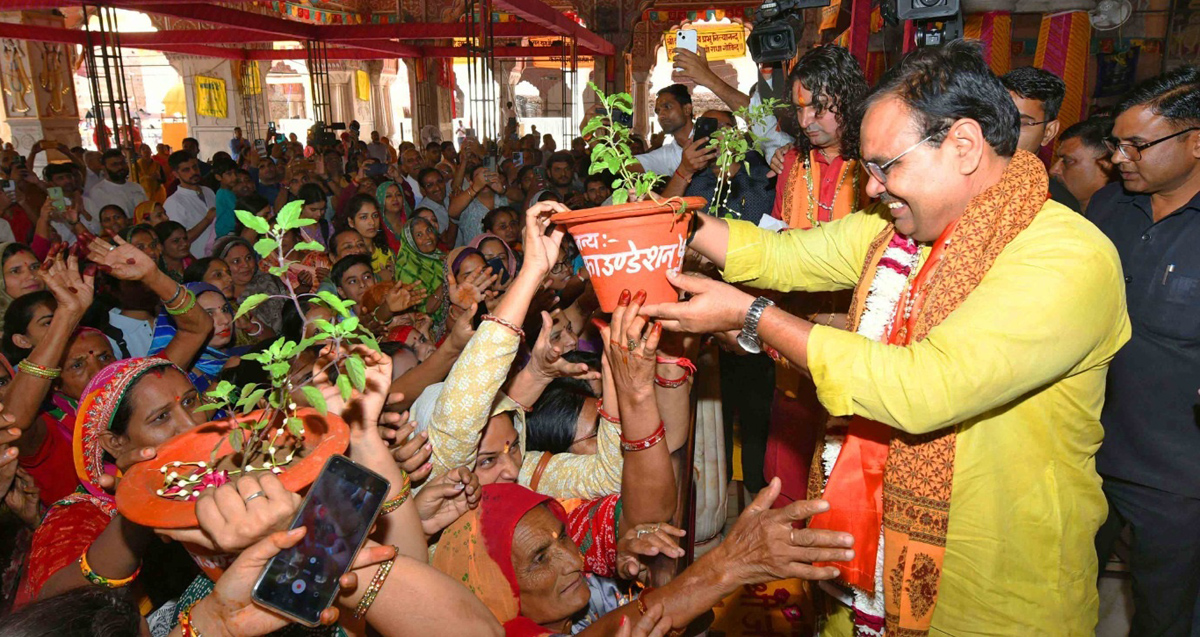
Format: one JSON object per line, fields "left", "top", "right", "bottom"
{"left": 596, "top": 398, "right": 620, "bottom": 424}
{"left": 177, "top": 600, "right": 201, "bottom": 637}
{"left": 353, "top": 548, "right": 398, "bottom": 619}
{"left": 620, "top": 421, "right": 666, "bottom": 452}
{"left": 654, "top": 355, "right": 695, "bottom": 388}
{"left": 481, "top": 314, "right": 525, "bottom": 340}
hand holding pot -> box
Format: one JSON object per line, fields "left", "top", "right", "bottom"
{"left": 521, "top": 201, "right": 569, "bottom": 281}
{"left": 616, "top": 522, "right": 687, "bottom": 583}
{"left": 159, "top": 473, "right": 301, "bottom": 553}
{"left": 641, "top": 271, "right": 756, "bottom": 336}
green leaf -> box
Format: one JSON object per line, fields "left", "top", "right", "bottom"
{"left": 193, "top": 402, "right": 222, "bottom": 413}
{"left": 341, "top": 316, "right": 360, "bottom": 333}
{"left": 235, "top": 293, "right": 269, "bottom": 320}
{"left": 358, "top": 334, "right": 381, "bottom": 353}
{"left": 286, "top": 416, "right": 305, "bottom": 437}
{"left": 235, "top": 209, "right": 270, "bottom": 235}
{"left": 277, "top": 200, "right": 304, "bottom": 230}
{"left": 301, "top": 385, "right": 327, "bottom": 416}
{"left": 314, "top": 319, "right": 336, "bottom": 334}
{"left": 294, "top": 241, "right": 324, "bottom": 252}
{"left": 241, "top": 352, "right": 264, "bottom": 363}
{"left": 581, "top": 118, "right": 603, "bottom": 136}
{"left": 207, "top": 380, "right": 235, "bottom": 399}
{"left": 612, "top": 188, "right": 629, "bottom": 205}
{"left": 253, "top": 238, "right": 278, "bottom": 259}
{"left": 239, "top": 383, "right": 257, "bottom": 402}
{"left": 345, "top": 354, "right": 366, "bottom": 392}
{"left": 268, "top": 265, "right": 288, "bottom": 277}
{"left": 229, "top": 428, "right": 244, "bottom": 453}
{"left": 238, "top": 388, "right": 267, "bottom": 414}
{"left": 267, "top": 362, "right": 290, "bottom": 379}
{"left": 337, "top": 374, "right": 352, "bottom": 402}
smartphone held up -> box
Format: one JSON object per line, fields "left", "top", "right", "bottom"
{"left": 251, "top": 455, "right": 390, "bottom": 626}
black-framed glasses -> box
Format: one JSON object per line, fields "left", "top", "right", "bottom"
{"left": 1020, "top": 118, "right": 1049, "bottom": 128}
{"left": 865, "top": 133, "right": 937, "bottom": 185}
{"left": 1105, "top": 127, "right": 1200, "bottom": 162}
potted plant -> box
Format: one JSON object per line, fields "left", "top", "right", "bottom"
{"left": 551, "top": 83, "right": 706, "bottom": 312}
{"left": 116, "top": 201, "right": 381, "bottom": 578}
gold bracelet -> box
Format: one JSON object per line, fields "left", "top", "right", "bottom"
{"left": 166, "top": 289, "right": 196, "bottom": 316}
{"left": 352, "top": 549, "right": 397, "bottom": 619}
{"left": 79, "top": 551, "right": 140, "bottom": 588}
{"left": 17, "top": 359, "right": 61, "bottom": 380}
{"left": 380, "top": 471, "right": 412, "bottom": 515}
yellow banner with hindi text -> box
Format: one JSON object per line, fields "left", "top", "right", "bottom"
{"left": 663, "top": 24, "right": 746, "bottom": 61}
{"left": 195, "top": 75, "right": 228, "bottom": 119}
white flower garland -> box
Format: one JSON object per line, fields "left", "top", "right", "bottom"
{"left": 821, "top": 231, "right": 920, "bottom": 636}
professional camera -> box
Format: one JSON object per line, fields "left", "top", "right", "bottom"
{"left": 309, "top": 121, "right": 346, "bottom": 148}
{"left": 747, "top": 0, "right": 830, "bottom": 64}
{"left": 894, "top": 0, "right": 961, "bottom": 48}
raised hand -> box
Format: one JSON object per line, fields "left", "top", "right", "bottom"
{"left": 37, "top": 252, "right": 94, "bottom": 320}
{"left": 522, "top": 201, "right": 569, "bottom": 279}
{"left": 600, "top": 289, "right": 662, "bottom": 402}
{"left": 385, "top": 282, "right": 427, "bottom": 314}
{"left": 377, "top": 410, "right": 433, "bottom": 484}
{"left": 673, "top": 47, "right": 716, "bottom": 86}
{"left": 447, "top": 302, "right": 478, "bottom": 351}
{"left": 4, "top": 467, "right": 41, "bottom": 528}
{"left": 616, "top": 522, "right": 687, "bottom": 583}
{"left": 412, "top": 467, "right": 481, "bottom": 537}
{"left": 187, "top": 527, "right": 396, "bottom": 635}
{"left": 714, "top": 477, "right": 854, "bottom": 584}
{"left": 158, "top": 472, "right": 301, "bottom": 553}
{"left": 528, "top": 310, "right": 600, "bottom": 382}
{"left": 679, "top": 138, "right": 717, "bottom": 178}
{"left": 447, "top": 265, "right": 497, "bottom": 309}
{"left": 86, "top": 234, "right": 159, "bottom": 282}
{"left": 310, "top": 344, "right": 393, "bottom": 434}
{"left": 641, "top": 271, "right": 755, "bottom": 336}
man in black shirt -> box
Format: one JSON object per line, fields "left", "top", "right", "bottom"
{"left": 663, "top": 110, "right": 775, "bottom": 225}
{"left": 1001, "top": 66, "right": 1082, "bottom": 211}
{"left": 1088, "top": 66, "right": 1200, "bottom": 637}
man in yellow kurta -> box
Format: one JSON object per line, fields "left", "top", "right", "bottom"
{"left": 645, "top": 42, "right": 1130, "bottom": 636}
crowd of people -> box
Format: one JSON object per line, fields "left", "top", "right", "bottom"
{"left": 0, "top": 35, "right": 1195, "bottom": 637}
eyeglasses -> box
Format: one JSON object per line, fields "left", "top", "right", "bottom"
{"left": 1020, "top": 118, "right": 1049, "bottom": 128}
{"left": 865, "top": 133, "right": 938, "bottom": 185}
{"left": 550, "top": 261, "right": 571, "bottom": 275}
{"left": 1104, "top": 127, "right": 1200, "bottom": 162}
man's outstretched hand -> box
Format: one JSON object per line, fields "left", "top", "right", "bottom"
{"left": 641, "top": 271, "right": 755, "bottom": 335}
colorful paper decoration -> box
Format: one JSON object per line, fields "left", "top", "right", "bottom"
{"left": 1035, "top": 10, "right": 1091, "bottom": 162}
{"left": 964, "top": 11, "right": 1013, "bottom": 76}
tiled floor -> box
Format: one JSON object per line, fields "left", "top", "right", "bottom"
{"left": 721, "top": 481, "right": 1136, "bottom": 636}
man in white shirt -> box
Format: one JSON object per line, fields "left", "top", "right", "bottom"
{"left": 632, "top": 84, "right": 694, "bottom": 177}
{"left": 84, "top": 149, "right": 146, "bottom": 234}
{"left": 417, "top": 167, "right": 452, "bottom": 234}
{"left": 399, "top": 147, "right": 425, "bottom": 208}
{"left": 675, "top": 49, "right": 795, "bottom": 162}
{"left": 163, "top": 150, "right": 217, "bottom": 258}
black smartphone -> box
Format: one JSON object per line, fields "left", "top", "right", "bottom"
{"left": 251, "top": 455, "right": 390, "bottom": 626}
{"left": 0, "top": 179, "right": 14, "bottom": 197}
{"left": 365, "top": 163, "right": 388, "bottom": 177}
{"left": 693, "top": 116, "right": 718, "bottom": 143}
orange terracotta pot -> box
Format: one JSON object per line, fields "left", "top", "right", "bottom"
{"left": 116, "top": 408, "right": 349, "bottom": 580}
{"left": 552, "top": 197, "right": 701, "bottom": 312}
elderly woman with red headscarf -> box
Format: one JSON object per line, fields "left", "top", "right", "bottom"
{"left": 435, "top": 480, "right": 855, "bottom": 636}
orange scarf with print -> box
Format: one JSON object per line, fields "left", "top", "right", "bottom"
{"left": 775, "top": 149, "right": 869, "bottom": 230}
{"left": 807, "top": 150, "right": 1048, "bottom": 635}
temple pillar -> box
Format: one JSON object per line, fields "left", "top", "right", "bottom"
{"left": 0, "top": 11, "right": 82, "bottom": 156}
{"left": 165, "top": 54, "right": 247, "bottom": 161}
{"left": 408, "top": 59, "right": 453, "bottom": 145}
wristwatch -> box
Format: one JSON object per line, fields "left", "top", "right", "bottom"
{"left": 737, "top": 297, "right": 775, "bottom": 354}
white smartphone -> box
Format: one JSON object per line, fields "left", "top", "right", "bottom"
{"left": 675, "top": 29, "right": 698, "bottom": 71}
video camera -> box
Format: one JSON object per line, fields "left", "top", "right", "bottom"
{"left": 893, "top": 0, "right": 962, "bottom": 47}
{"left": 747, "top": 0, "right": 830, "bottom": 64}
{"left": 310, "top": 121, "right": 346, "bottom": 148}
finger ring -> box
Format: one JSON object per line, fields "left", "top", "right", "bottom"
{"left": 627, "top": 338, "right": 638, "bottom": 351}
{"left": 106, "top": 244, "right": 114, "bottom": 251}
{"left": 243, "top": 491, "right": 266, "bottom": 504}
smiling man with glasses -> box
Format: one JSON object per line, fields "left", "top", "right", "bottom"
{"left": 1087, "top": 65, "right": 1200, "bottom": 637}
{"left": 644, "top": 40, "right": 1130, "bottom": 635}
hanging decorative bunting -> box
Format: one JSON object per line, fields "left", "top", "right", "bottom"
{"left": 643, "top": 7, "right": 756, "bottom": 23}
{"left": 964, "top": 11, "right": 1013, "bottom": 76}
{"left": 1034, "top": 10, "right": 1091, "bottom": 163}
{"left": 257, "top": 1, "right": 398, "bottom": 25}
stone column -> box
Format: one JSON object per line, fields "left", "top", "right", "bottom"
{"left": 165, "top": 54, "right": 250, "bottom": 161}
{"left": 0, "top": 11, "right": 82, "bottom": 155}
